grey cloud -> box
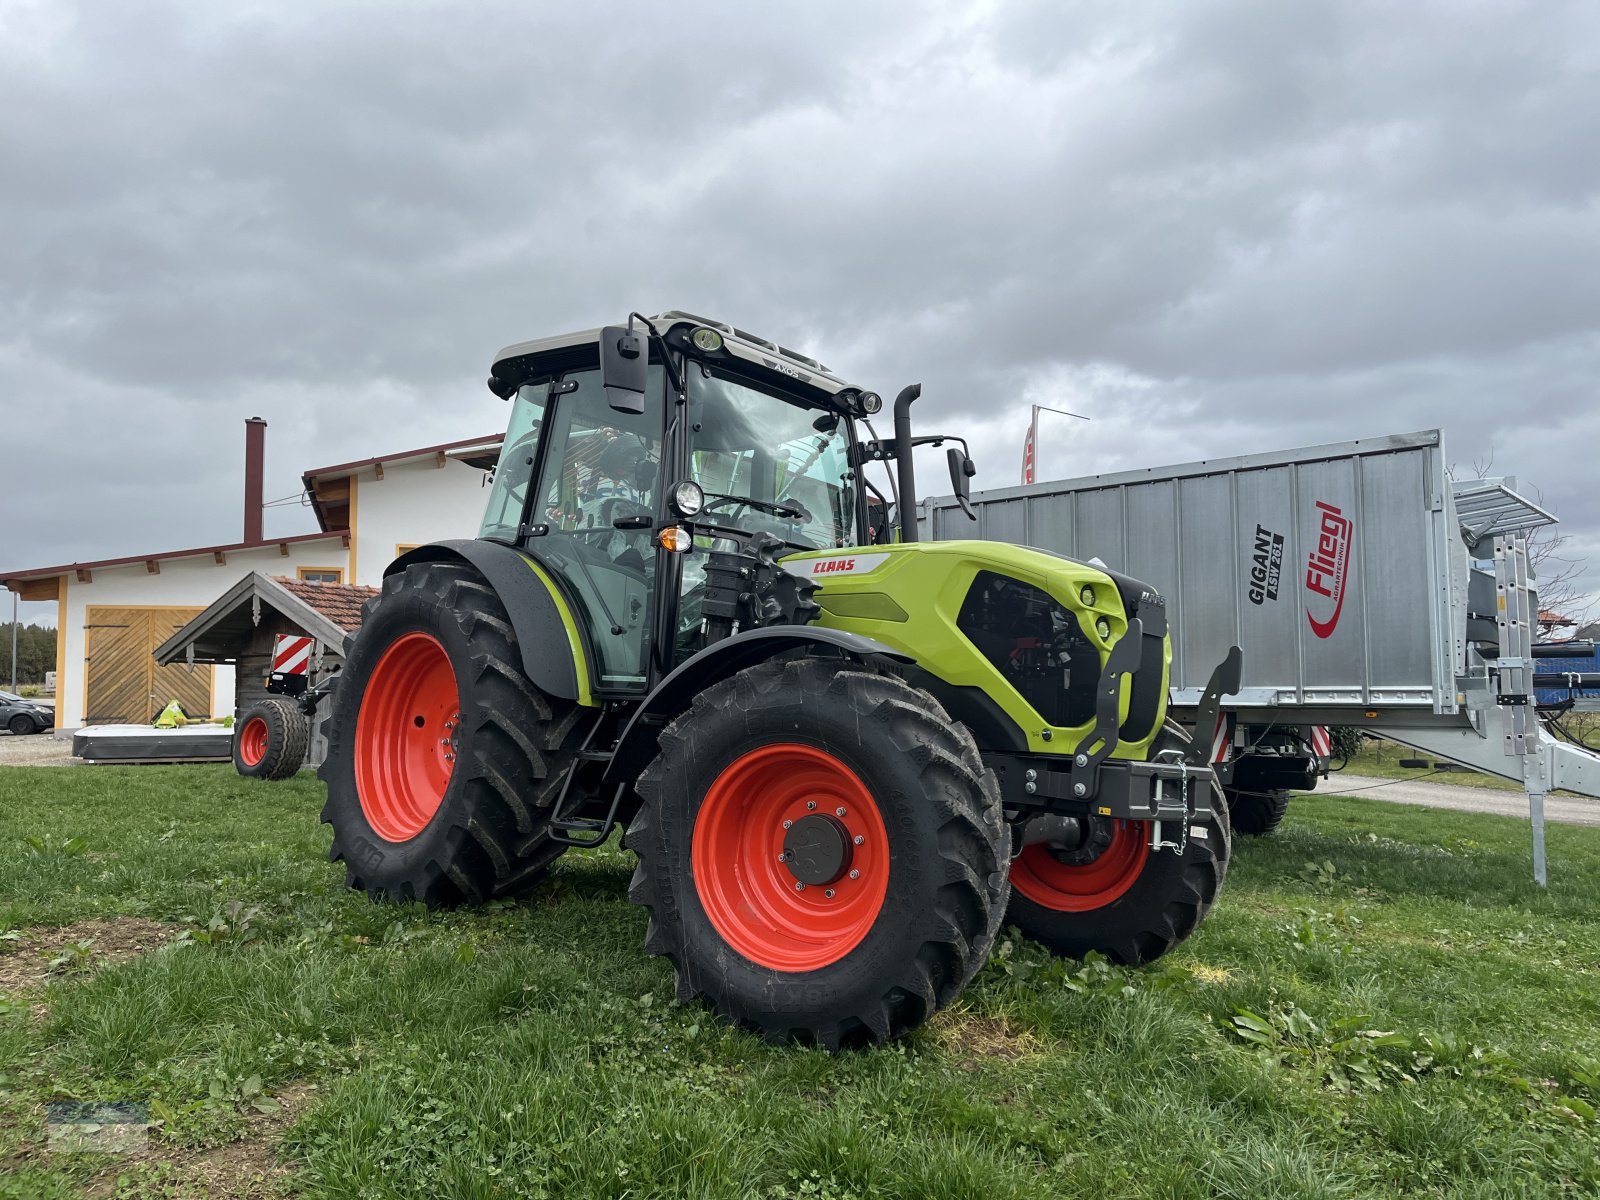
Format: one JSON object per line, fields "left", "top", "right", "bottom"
{"left": 4, "top": 0, "right": 1599, "bottom": 620}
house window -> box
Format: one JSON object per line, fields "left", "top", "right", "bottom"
{"left": 298, "top": 566, "right": 344, "bottom": 585}
{"left": 395, "top": 544, "right": 421, "bottom": 558}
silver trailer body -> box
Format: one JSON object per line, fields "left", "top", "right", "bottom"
{"left": 922, "top": 428, "right": 1600, "bottom": 881}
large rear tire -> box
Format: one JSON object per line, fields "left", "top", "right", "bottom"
{"left": 1225, "top": 787, "right": 1290, "bottom": 836}
{"left": 233, "top": 698, "right": 309, "bottom": 780}
{"left": 628, "top": 658, "right": 1010, "bottom": 1049}
{"left": 318, "top": 561, "right": 585, "bottom": 905}
{"left": 1006, "top": 724, "right": 1231, "bottom": 965}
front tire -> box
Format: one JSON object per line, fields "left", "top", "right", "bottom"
{"left": 628, "top": 658, "right": 1010, "bottom": 1049}
{"left": 233, "top": 699, "right": 309, "bottom": 780}
{"left": 318, "top": 561, "right": 585, "bottom": 906}
{"left": 8, "top": 714, "right": 35, "bottom": 736}
{"left": 1007, "top": 724, "right": 1231, "bottom": 965}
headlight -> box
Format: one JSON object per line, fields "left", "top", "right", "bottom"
{"left": 1096, "top": 618, "right": 1112, "bottom": 640}
{"left": 859, "top": 391, "right": 882, "bottom": 415}
{"left": 670, "top": 480, "right": 705, "bottom": 517}
{"left": 691, "top": 327, "right": 724, "bottom": 352}
{"left": 1080, "top": 585, "right": 1096, "bottom": 606}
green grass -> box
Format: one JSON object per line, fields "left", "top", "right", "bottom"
{"left": 1, "top": 766, "right": 1599, "bottom": 1198}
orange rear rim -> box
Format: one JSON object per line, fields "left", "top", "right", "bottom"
{"left": 692, "top": 743, "right": 889, "bottom": 972}
{"left": 238, "top": 717, "right": 269, "bottom": 767}
{"left": 1010, "top": 819, "right": 1149, "bottom": 911}
{"left": 355, "top": 632, "right": 460, "bottom": 843}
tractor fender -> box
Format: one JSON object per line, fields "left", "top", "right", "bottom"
{"left": 601, "top": 626, "right": 912, "bottom": 790}
{"left": 386, "top": 540, "right": 591, "bottom": 703}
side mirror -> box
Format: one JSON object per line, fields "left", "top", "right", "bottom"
{"left": 600, "top": 325, "right": 648, "bottom": 415}
{"left": 947, "top": 447, "right": 977, "bottom": 521}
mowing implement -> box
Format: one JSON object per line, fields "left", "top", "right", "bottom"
{"left": 318, "top": 312, "right": 1241, "bottom": 1047}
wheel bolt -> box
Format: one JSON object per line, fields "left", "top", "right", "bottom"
{"left": 778, "top": 850, "right": 791, "bottom": 862}
{"left": 836, "top": 806, "right": 846, "bottom": 817}
{"left": 853, "top": 835, "right": 864, "bottom": 845}
{"left": 794, "top": 881, "right": 806, "bottom": 892}
{"left": 806, "top": 800, "right": 816, "bottom": 810}
{"left": 824, "top": 888, "right": 835, "bottom": 898}
{"left": 849, "top": 869, "right": 860, "bottom": 880}
{"left": 782, "top": 819, "right": 793, "bottom": 829}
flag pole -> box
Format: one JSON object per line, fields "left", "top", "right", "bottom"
{"left": 1026, "top": 403, "right": 1090, "bottom": 485}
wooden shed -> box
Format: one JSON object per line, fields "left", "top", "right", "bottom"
{"left": 154, "top": 573, "right": 378, "bottom": 768}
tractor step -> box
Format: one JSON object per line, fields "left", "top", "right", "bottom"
{"left": 547, "top": 785, "right": 625, "bottom": 847}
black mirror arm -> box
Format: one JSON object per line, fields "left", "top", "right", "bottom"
{"left": 628, "top": 312, "right": 684, "bottom": 395}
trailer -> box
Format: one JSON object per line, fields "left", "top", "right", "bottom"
{"left": 922, "top": 429, "right": 1600, "bottom": 881}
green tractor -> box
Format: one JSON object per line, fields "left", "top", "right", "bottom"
{"left": 319, "top": 311, "right": 1241, "bottom": 1048}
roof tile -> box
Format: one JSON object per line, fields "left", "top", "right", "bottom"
{"left": 272, "top": 576, "right": 380, "bottom": 632}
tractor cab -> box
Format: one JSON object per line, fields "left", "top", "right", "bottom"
{"left": 476, "top": 313, "right": 945, "bottom": 693}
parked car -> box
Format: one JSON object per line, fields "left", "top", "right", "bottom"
{"left": 0, "top": 690, "right": 53, "bottom": 735}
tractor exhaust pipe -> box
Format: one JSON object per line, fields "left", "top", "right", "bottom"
{"left": 893, "top": 383, "right": 921, "bottom": 543}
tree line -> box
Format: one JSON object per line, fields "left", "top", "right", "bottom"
{"left": 0, "top": 623, "right": 57, "bottom": 686}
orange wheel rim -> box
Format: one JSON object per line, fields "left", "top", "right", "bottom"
{"left": 1010, "top": 819, "right": 1149, "bottom": 912}
{"left": 238, "top": 717, "right": 269, "bottom": 767}
{"left": 354, "top": 632, "right": 460, "bottom": 843}
{"left": 691, "top": 743, "right": 889, "bottom": 972}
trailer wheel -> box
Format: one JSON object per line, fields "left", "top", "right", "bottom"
{"left": 1224, "top": 788, "right": 1290, "bottom": 836}
{"left": 1006, "top": 724, "right": 1230, "bottom": 965}
{"left": 232, "top": 699, "right": 309, "bottom": 780}
{"left": 318, "top": 560, "right": 585, "bottom": 906}
{"left": 628, "top": 658, "right": 1010, "bottom": 1049}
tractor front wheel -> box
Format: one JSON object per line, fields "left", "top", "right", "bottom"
{"left": 319, "top": 560, "right": 585, "bottom": 905}
{"left": 628, "top": 658, "right": 1009, "bottom": 1049}
{"left": 1007, "top": 725, "right": 1230, "bottom": 965}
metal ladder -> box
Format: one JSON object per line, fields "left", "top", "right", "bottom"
{"left": 1492, "top": 533, "right": 1549, "bottom": 884}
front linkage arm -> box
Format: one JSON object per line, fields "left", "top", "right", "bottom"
{"left": 984, "top": 638, "right": 1245, "bottom": 852}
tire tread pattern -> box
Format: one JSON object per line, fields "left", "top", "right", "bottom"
{"left": 628, "top": 657, "right": 1010, "bottom": 1050}
{"left": 318, "top": 561, "right": 586, "bottom": 906}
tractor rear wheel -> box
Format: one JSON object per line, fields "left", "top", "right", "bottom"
{"left": 628, "top": 658, "right": 1010, "bottom": 1049}
{"left": 233, "top": 698, "right": 309, "bottom": 780}
{"left": 1006, "top": 725, "right": 1230, "bottom": 965}
{"left": 319, "top": 560, "right": 585, "bottom": 905}
{"left": 1225, "top": 787, "right": 1290, "bottom": 836}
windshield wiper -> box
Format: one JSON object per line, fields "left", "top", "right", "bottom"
{"left": 701, "top": 492, "right": 813, "bottom": 523}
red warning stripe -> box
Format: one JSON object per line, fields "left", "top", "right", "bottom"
{"left": 1211, "top": 713, "right": 1232, "bottom": 763}
{"left": 272, "top": 635, "right": 313, "bottom": 675}
{"left": 1309, "top": 725, "right": 1331, "bottom": 758}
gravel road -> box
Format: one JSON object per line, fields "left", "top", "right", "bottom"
{"left": 0, "top": 731, "right": 77, "bottom": 767}
{"left": 1311, "top": 772, "right": 1600, "bottom": 828}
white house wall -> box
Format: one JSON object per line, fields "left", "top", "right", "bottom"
{"left": 347, "top": 456, "right": 491, "bottom": 587}
{"left": 55, "top": 538, "right": 348, "bottom": 731}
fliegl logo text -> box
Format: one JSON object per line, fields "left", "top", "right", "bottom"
{"left": 1304, "top": 500, "right": 1353, "bottom": 639}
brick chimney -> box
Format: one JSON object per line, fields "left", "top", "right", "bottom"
{"left": 244, "top": 417, "right": 267, "bottom": 544}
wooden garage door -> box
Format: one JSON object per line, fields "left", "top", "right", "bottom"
{"left": 85, "top": 607, "right": 213, "bottom": 725}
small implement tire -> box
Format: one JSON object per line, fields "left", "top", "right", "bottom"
{"left": 628, "top": 658, "right": 1010, "bottom": 1050}
{"left": 8, "top": 714, "right": 37, "bottom": 736}
{"left": 233, "top": 699, "right": 309, "bottom": 780}
{"left": 1225, "top": 788, "right": 1290, "bottom": 837}
{"left": 319, "top": 560, "right": 585, "bottom": 906}
{"left": 1007, "top": 724, "right": 1231, "bottom": 965}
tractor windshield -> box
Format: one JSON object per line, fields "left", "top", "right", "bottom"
{"left": 686, "top": 369, "right": 856, "bottom": 550}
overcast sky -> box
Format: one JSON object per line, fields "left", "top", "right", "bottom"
{"left": 4, "top": 0, "right": 1597, "bottom": 625}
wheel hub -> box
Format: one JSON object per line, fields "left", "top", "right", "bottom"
{"left": 781, "top": 814, "right": 853, "bottom": 886}
{"left": 1044, "top": 815, "right": 1116, "bottom": 867}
